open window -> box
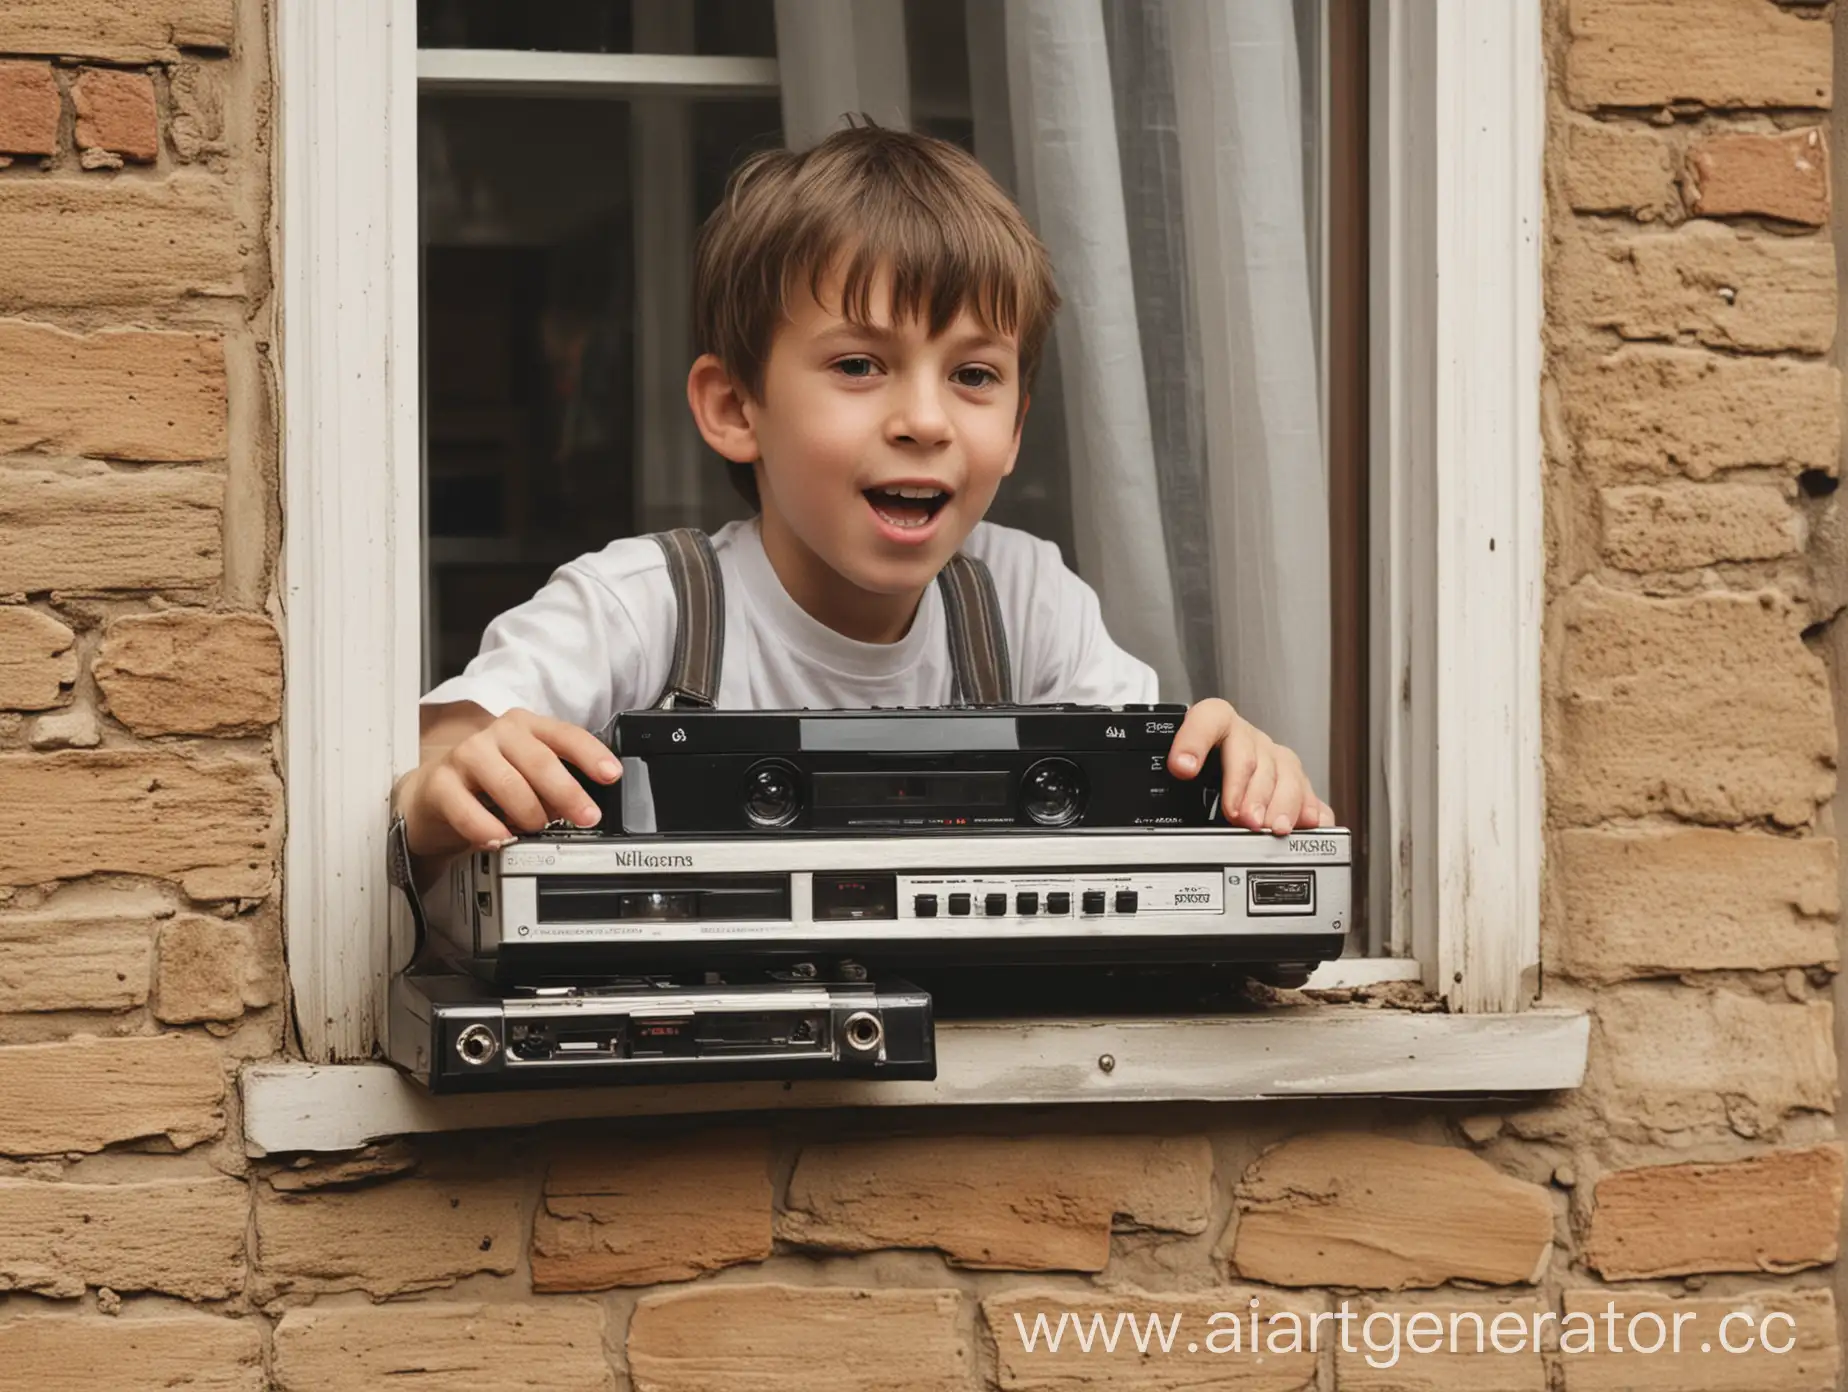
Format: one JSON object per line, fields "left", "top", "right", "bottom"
{"left": 263, "top": 0, "right": 1566, "bottom": 1151}
{"left": 415, "top": 0, "right": 1376, "bottom": 927}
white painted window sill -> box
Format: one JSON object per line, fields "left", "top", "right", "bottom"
{"left": 240, "top": 992, "right": 1589, "bottom": 1155}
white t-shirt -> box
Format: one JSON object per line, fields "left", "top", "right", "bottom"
{"left": 423, "top": 517, "right": 1157, "bottom": 725}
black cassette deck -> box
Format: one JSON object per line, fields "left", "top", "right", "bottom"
{"left": 592, "top": 704, "right": 1224, "bottom": 835}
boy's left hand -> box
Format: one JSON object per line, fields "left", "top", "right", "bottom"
{"left": 1165, "top": 697, "right": 1334, "bottom": 835}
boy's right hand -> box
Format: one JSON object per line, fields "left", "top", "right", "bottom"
{"left": 397, "top": 707, "right": 621, "bottom": 859}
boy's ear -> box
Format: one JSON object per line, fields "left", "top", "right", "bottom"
{"left": 686, "top": 353, "right": 760, "bottom": 463}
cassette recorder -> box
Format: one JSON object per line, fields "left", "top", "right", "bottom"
{"left": 435, "top": 827, "right": 1351, "bottom": 983}
{"left": 589, "top": 704, "right": 1222, "bottom": 835}
{"left": 387, "top": 970, "right": 935, "bottom": 1093}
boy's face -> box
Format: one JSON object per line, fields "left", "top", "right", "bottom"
{"left": 702, "top": 264, "right": 1026, "bottom": 607}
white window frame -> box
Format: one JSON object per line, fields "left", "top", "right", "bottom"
{"left": 259, "top": 0, "right": 1563, "bottom": 1150}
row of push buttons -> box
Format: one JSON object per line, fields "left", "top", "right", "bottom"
{"left": 911, "top": 890, "right": 1139, "bottom": 917}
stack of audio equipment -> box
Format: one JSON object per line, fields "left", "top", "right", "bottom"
{"left": 387, "top": 704, "right": 1352, "bottom": 1093}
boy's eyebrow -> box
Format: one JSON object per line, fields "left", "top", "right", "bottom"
{"left": 809, "top": 321, "right": 1019, "bottom": 354}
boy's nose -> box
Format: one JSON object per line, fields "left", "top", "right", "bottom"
{"left": 887, "top": 376, "right": 953, "bottom": 448}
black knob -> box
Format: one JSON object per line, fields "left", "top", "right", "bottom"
{"left": 947, "top": 892, "right": 972, "bottom": 916}
{"left": 742, "top": 760, "right": 802, "bottom": 828}
{"left": 984, "top": 892, "right": 1007, "bottom": 916}
{"left": 1045, "top": 891, "right": 1071, "bottom": 915}
{"left": 1081, "top": 889, "right": 1107, "bottom": 915}
{"left": 1021, "top": 758, "right": 1086, "bottom": 827}
{"left": 1114, "top": 889, "right": 1139, "bottom": 914}
{"left": 1015, "top": 891, "right": 1039, "bottom": 915}
{"left": 913, "top": 894, "right": 938, "bottom": 918}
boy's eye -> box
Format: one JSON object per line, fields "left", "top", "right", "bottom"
{"left": 833, "top": 356, "right": 879, "bottom": 378}
{"left": 953, "top": 366, "right": 1000, "bottom": 389}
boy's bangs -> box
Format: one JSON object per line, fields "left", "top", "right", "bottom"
{"left": 796, "top": 195, "right": 1044, "bottom": 355}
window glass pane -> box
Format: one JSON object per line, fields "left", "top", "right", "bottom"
{"left": 420, "top": 91, "right": 779, "bottom": 682}
{"left": 418, "top": 0, "right": 777, "bottom": 58}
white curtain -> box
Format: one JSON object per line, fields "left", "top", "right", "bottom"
{"left": 991, "top": 0, "right": 1331, "bottom": 793}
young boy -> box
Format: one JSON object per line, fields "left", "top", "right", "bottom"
{"left": 397, "top": 124, "right": 1331, "bottom": 867}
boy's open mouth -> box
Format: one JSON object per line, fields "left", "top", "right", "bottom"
{"left": 863, "top": 485, "right": 952, "bottom": 530}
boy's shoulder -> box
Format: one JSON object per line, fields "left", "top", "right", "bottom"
{"left": 563, "top": 518, "right": 755, "bottom": 595}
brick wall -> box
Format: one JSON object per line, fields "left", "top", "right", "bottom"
{"left": 0, "top": 0, "right": 1841, "bottom": 1388}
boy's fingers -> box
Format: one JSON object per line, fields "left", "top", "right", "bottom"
{"left": 423, "top": 765, "right": 511, "bottom": 853}
{"left": 457, "top": 745, "right": 550, "bottom": 833}
{"left": 1218, "top": 728, "right": 1260, "bottom": 824}
{"left": 504, "top": 730, "right": 603, "bottom": 828}
{"left": 530, "top": 716, "right": 622, "bottom": 783}
{"left": 1266, "top": 773, "right": 1305, "bottom": 836}
{"left": 1318, "top": 802, "right": 1336, "bottom": 829}
{"left": 1238, "top": 752, "right": 1278, "bottom": 829}
{"left": 1167, "top": 699, "right": 1234, "bottom": 779}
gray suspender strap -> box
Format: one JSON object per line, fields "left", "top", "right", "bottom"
{"left": 648, "top": 528, "right": 725, "bottom": 710}
{"left": 937, "top": 551, "right": 1012, "bottom": 705}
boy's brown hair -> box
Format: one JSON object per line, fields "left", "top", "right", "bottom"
{"left": 692, "top": 120, "right": 1061, "bottom": 510}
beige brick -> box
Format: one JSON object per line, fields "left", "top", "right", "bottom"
{"left": 1585, "top": 1145, "right": 1841, "bottom": 1279}
{"left": 629, "top": 1285, "right": 969, "bottom": 1392}
{"left": 0, "top": 322, "right": 227, "bottom": 462}
{"left": 534, "top": 1132, "right": 771, "bottom": 1290}
{"left": 1553, "top": 828, "right": 1837, "bottom": 982}
{"left": 170, "top": 62, "right": 227, "bottom": 164}
{"left": 29, "top": 706, "right": 100, "bottom": 750}
{"left": 0, "top": 175, "right": 242, "bottom": 312}
{"left": 0, "top": 750, "right": 278, "bottom": 899}
{"left": 155, "top": 914, "right": 281, "bottom": 1024}
{"left": 0, "top": 61, "right": 59, "bottom": 156}
{"left": 0, "top": 1, "right": 234, "bottom": 64}
{"left": 1688, "top": 127, "right": 1830, "bottom": 225}
{"left": 255, "top": 1173, "right": 524, "bottom": 1299}
{"left": 0, "top": 468, "right": 222, "bottom": 595}
{"left": 778, "top": 1135, "right": 1211, "bottom": 1272}
{"left": 1596, "top": 988, "right": 1835, "bottom": 1136}
{"left": 0, "top": 606, "right": 76, "bottom": 711}
{"left": 1563, "top": 120, "right": 1677, "bottom": 220}
{"left": 0, "top": 1033, "right": 223, "bottom": 1155}
{"left": 1335, "top": 1298, "right": 1548, "bottom": 1392}
{"left": 0, "top": 1175, "right": 246, "bottom": 1299}
{"left": 1226, "top": 1133, "right": 1552, "bottom": 1290}
{"left": 273, "top": 1303, "right": 613, "bottom": 1392}
{"left": 1551, "top": 223, "right": 1834, "bottom": 354}
{"left": 71, "top": 68, "right": 157, "bottom": 163}
{"left": 984, "top": 1286, "right": 1323, "bottom": 1391}
{"left": 1556, "top": 347, "right": 1839, "bottom": 483}
{"left": 1554, "top": 587, "right": 1834, "bottom": 828}
{"left": 1598, "top": 482, "right": 1797, "bottom": 571}
{"left": 1560, "top": 1287, "right": 1838, "bottom": 1390}
{"left": 0, "top": 1314, "right": 264, "bottom": 1392}
{"left": 0, "top": 900, "right": 154, "bottom": 1013}
{"left": 94, "top": 612, "right": 280, "bottom": 737}
{"left": 1565, "top": 0, "right": 1831, "bottom": 110}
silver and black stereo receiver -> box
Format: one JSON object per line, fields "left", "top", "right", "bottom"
{"left": 588, "top": 704, "right": 1223, "bottom": 834}
{"left": 435, "top": 827, "right": 1351, "bottom": 984}
{"left": 387, "top": 971, "right": 934, "bottom": 1094}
